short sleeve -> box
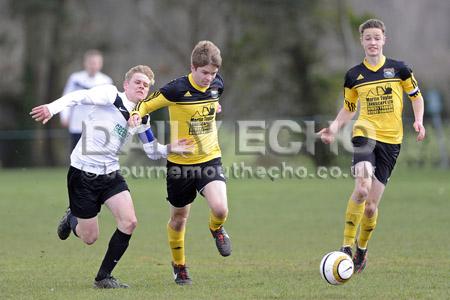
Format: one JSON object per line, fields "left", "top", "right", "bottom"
{"left": 343, "top": 72, "right": 358, "bottom": 112}
{"left": 399, "top": 63, "right": 421, "bottom": 100}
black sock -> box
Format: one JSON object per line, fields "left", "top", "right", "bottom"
{"left": 68, "top": 213, "right": 79, "bottom": 237}
{"left": 95, "top": 229, "right": 132, "bottom": 281}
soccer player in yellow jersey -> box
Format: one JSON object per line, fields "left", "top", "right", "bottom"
{"left": 129, "top": 41, "right": 230, "bottom": 285}
{"left": 318, "top": 19, "right": 426, "bottom": 273}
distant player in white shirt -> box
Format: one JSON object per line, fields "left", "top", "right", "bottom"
{"left": 30, "top": 65, "right": 192, "bottom": 289}
{"left": 60, "top": 49, "right": 113, "bottom": 150}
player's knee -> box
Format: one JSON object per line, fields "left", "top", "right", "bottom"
{"left": 364, "top": 203, "right": 377, "bottom": 217}
{"left": 170, "top": 215, "right": 188, "bottom": 230}
{"left": 121, "top": 218, "right": 138, "bottom": 234}
{"left": 213, "top": 208, "right": 228, "bottom": 219}
{"left": 81, "top": 233, "right": 98, "bottom": 245}
{"left": 354, "top": 186, "right": 369, "bottom": 200}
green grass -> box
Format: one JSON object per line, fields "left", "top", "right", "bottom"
{"left": 0, "top": 167, "right": 449, "bottom": 299}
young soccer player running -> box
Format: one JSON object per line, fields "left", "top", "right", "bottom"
{"left": 318, "top": 19, "right": 425, "bottom": 273}
{"left": 30, "top": 65, "right": 191, "bottom": 288}
{"left": 129, "top": 41, "right": 231, "bottom": 285}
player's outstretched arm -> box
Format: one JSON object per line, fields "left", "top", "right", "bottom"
{"left": 137, "top": 124, "right": 193, "bottom": 160}
{"left": 318, "top": 107, "right": 356, "bottom": 144}
{"left": 30, "top": 85, "right": 118, "bottom": 126}
{"left": 412, "top": 96, "right": 426, "bottom": 141}
{"left": 168, "top": 139, "right": 194, "bottom": 157}
{"left": 142, "top": 138, "right": 193, "bottom": 160}
{"left": 30, "top": 105, "right": 52, "bottom": 124}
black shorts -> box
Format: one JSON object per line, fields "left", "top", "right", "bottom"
{"left": 67, "top": 166, "right": 129, "bottom": 219}
{"left": 351, "top": 136, "right": 401, "bottom": 185}
{"left": 166, "top": 157, "right": 226, "bottom": 208}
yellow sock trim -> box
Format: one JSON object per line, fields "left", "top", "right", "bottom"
{"left": 343, "top": 198, "right": 365, "bottom": 247}
{"left": 358, "top": 210, "right": 378, "bottom": 249}
{"left": 167, "top": 224, "right": 186, "bottom": 265}
{"left": 209, "top": 212, "right": 227, "bottom": 231}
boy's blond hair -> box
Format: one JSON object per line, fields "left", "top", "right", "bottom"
{"left": 124, "top": 65, "right": 155, "bottom": 86}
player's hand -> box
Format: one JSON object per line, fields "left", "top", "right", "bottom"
{"left": 217, "top": 103, "right": 222, "bottom": 113}
{"left": 317, "top": 127, "right": 335, "bottom": 144}
{"left": 168, "top": 138, "right": 194, "bottom": 157}
{"left": 30, "top": 105, "right": 52, "bottom": 124}
{"left": 413, "top": 121, "right": 426, "bottom": 141}
{"left": 128, "top": 113, "right": 141, "bottom": 127}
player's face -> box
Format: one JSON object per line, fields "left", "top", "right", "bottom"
{"left": 124, "top": 73, "right": 151, "bottom": 103}
{"left": 360, "top": 28, "right": 385, "bottom": 58}
{"left": 84, "top": 55, "right": 103, "bottom": 77}
{"left": 191, "top": 64, "right": 218, "bottom": 88}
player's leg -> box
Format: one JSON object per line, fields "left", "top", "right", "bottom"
{"left": 92, "top": 190, "right": 136, "bottom": 288}
{"left": 342, "top": 161, "right": 373, "bottom": 253}
{"left": 58, "top": 208, "right": 100, "bottom": 244}
{"left": 168, "top": 204, "right": 192, "bottom": 285}
{"left": 202, "top": 180, "right": 231, "bottom": 257}
{"left": 75, "top": 217, "right": 100, "bottom": 244}
{"left": 353, "top": 178, "right": 384, "bottom": 273}
{"left": 354, "top": 141, "right": 400, "bottom": 272}
{"left": 93, "top": 171, "right": 133, "bottom": 289}
{"left": 58, "top": 167, "right": 101, "bottom": 243}
{"left": 341, "top": 137, "right": 376, "bottom": 256}
{"left": 166, "top": 161, "right": 196, "bottom": 285}
{"left": 358, "top": 178, "right": 384, "bottom": 248}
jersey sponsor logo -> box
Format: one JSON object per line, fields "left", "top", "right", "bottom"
{"left": 189, "top": 103, "right": 215, "bottom": 135}
{"left": 184, "top": 91, "right": 192, "bottom": 97}
{"left": 356, "top": 74, "right": 364, "bottom": 81}
{"left": 366, "top": 83, "right": 394, "bottom": 115}
{"left": 383, "top": 68, "right": 395, "bottom": 78}
{"left": 210, "top": 89, "right": 219, "bottom": 98}
{"left": 113, "top": 123, "right": 129, "bottom": 140}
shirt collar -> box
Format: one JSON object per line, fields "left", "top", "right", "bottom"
{"left": 118, "top": 92, "right": 136, "bottom": 112}
{"left": 363, "top": 55, "right": 386, "bottom": 72}
{"left": 188, "top": 73, "right": 209, "bottom": 92}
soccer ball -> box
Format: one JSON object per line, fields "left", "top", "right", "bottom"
{"left": 319, "top": 251, "right": 354, "bottom": 285}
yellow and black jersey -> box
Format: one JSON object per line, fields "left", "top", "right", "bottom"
{"left": 134, "top": 73, "right": 224, "bottom": 164}
{"left": 343, "top": 55, "right": 421, "bottom": 144}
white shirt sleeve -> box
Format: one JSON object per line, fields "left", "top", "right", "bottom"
{"left": 59, "top": 74, "right": 77, "bottom": 123}
{"left": 143, "top": 140, "right": 168, "bottom": 160}
{"left": 47, "top": 85, "right": 119, "bottom": 116}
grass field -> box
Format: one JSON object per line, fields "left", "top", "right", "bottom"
{"left": 0, "top": 167, "right": 449, "bottom": 299}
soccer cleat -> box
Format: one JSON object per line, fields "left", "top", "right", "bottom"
{"left": 339, "top": 246, "right": 353, "bottom": 258}
{"left": 94, "top": 275, "right": 129, "bottom": 289}
{"left": 210, "top": 226, "right": 232, "bottom": 257}
{"left": 172, "top": 262, "right": 192, "bottom": 285}
{"left": 353, "top": 246, "right": 368, "bottom": 273}
{"left": 57, "top": 208, "right": 72, "bottom": 240}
